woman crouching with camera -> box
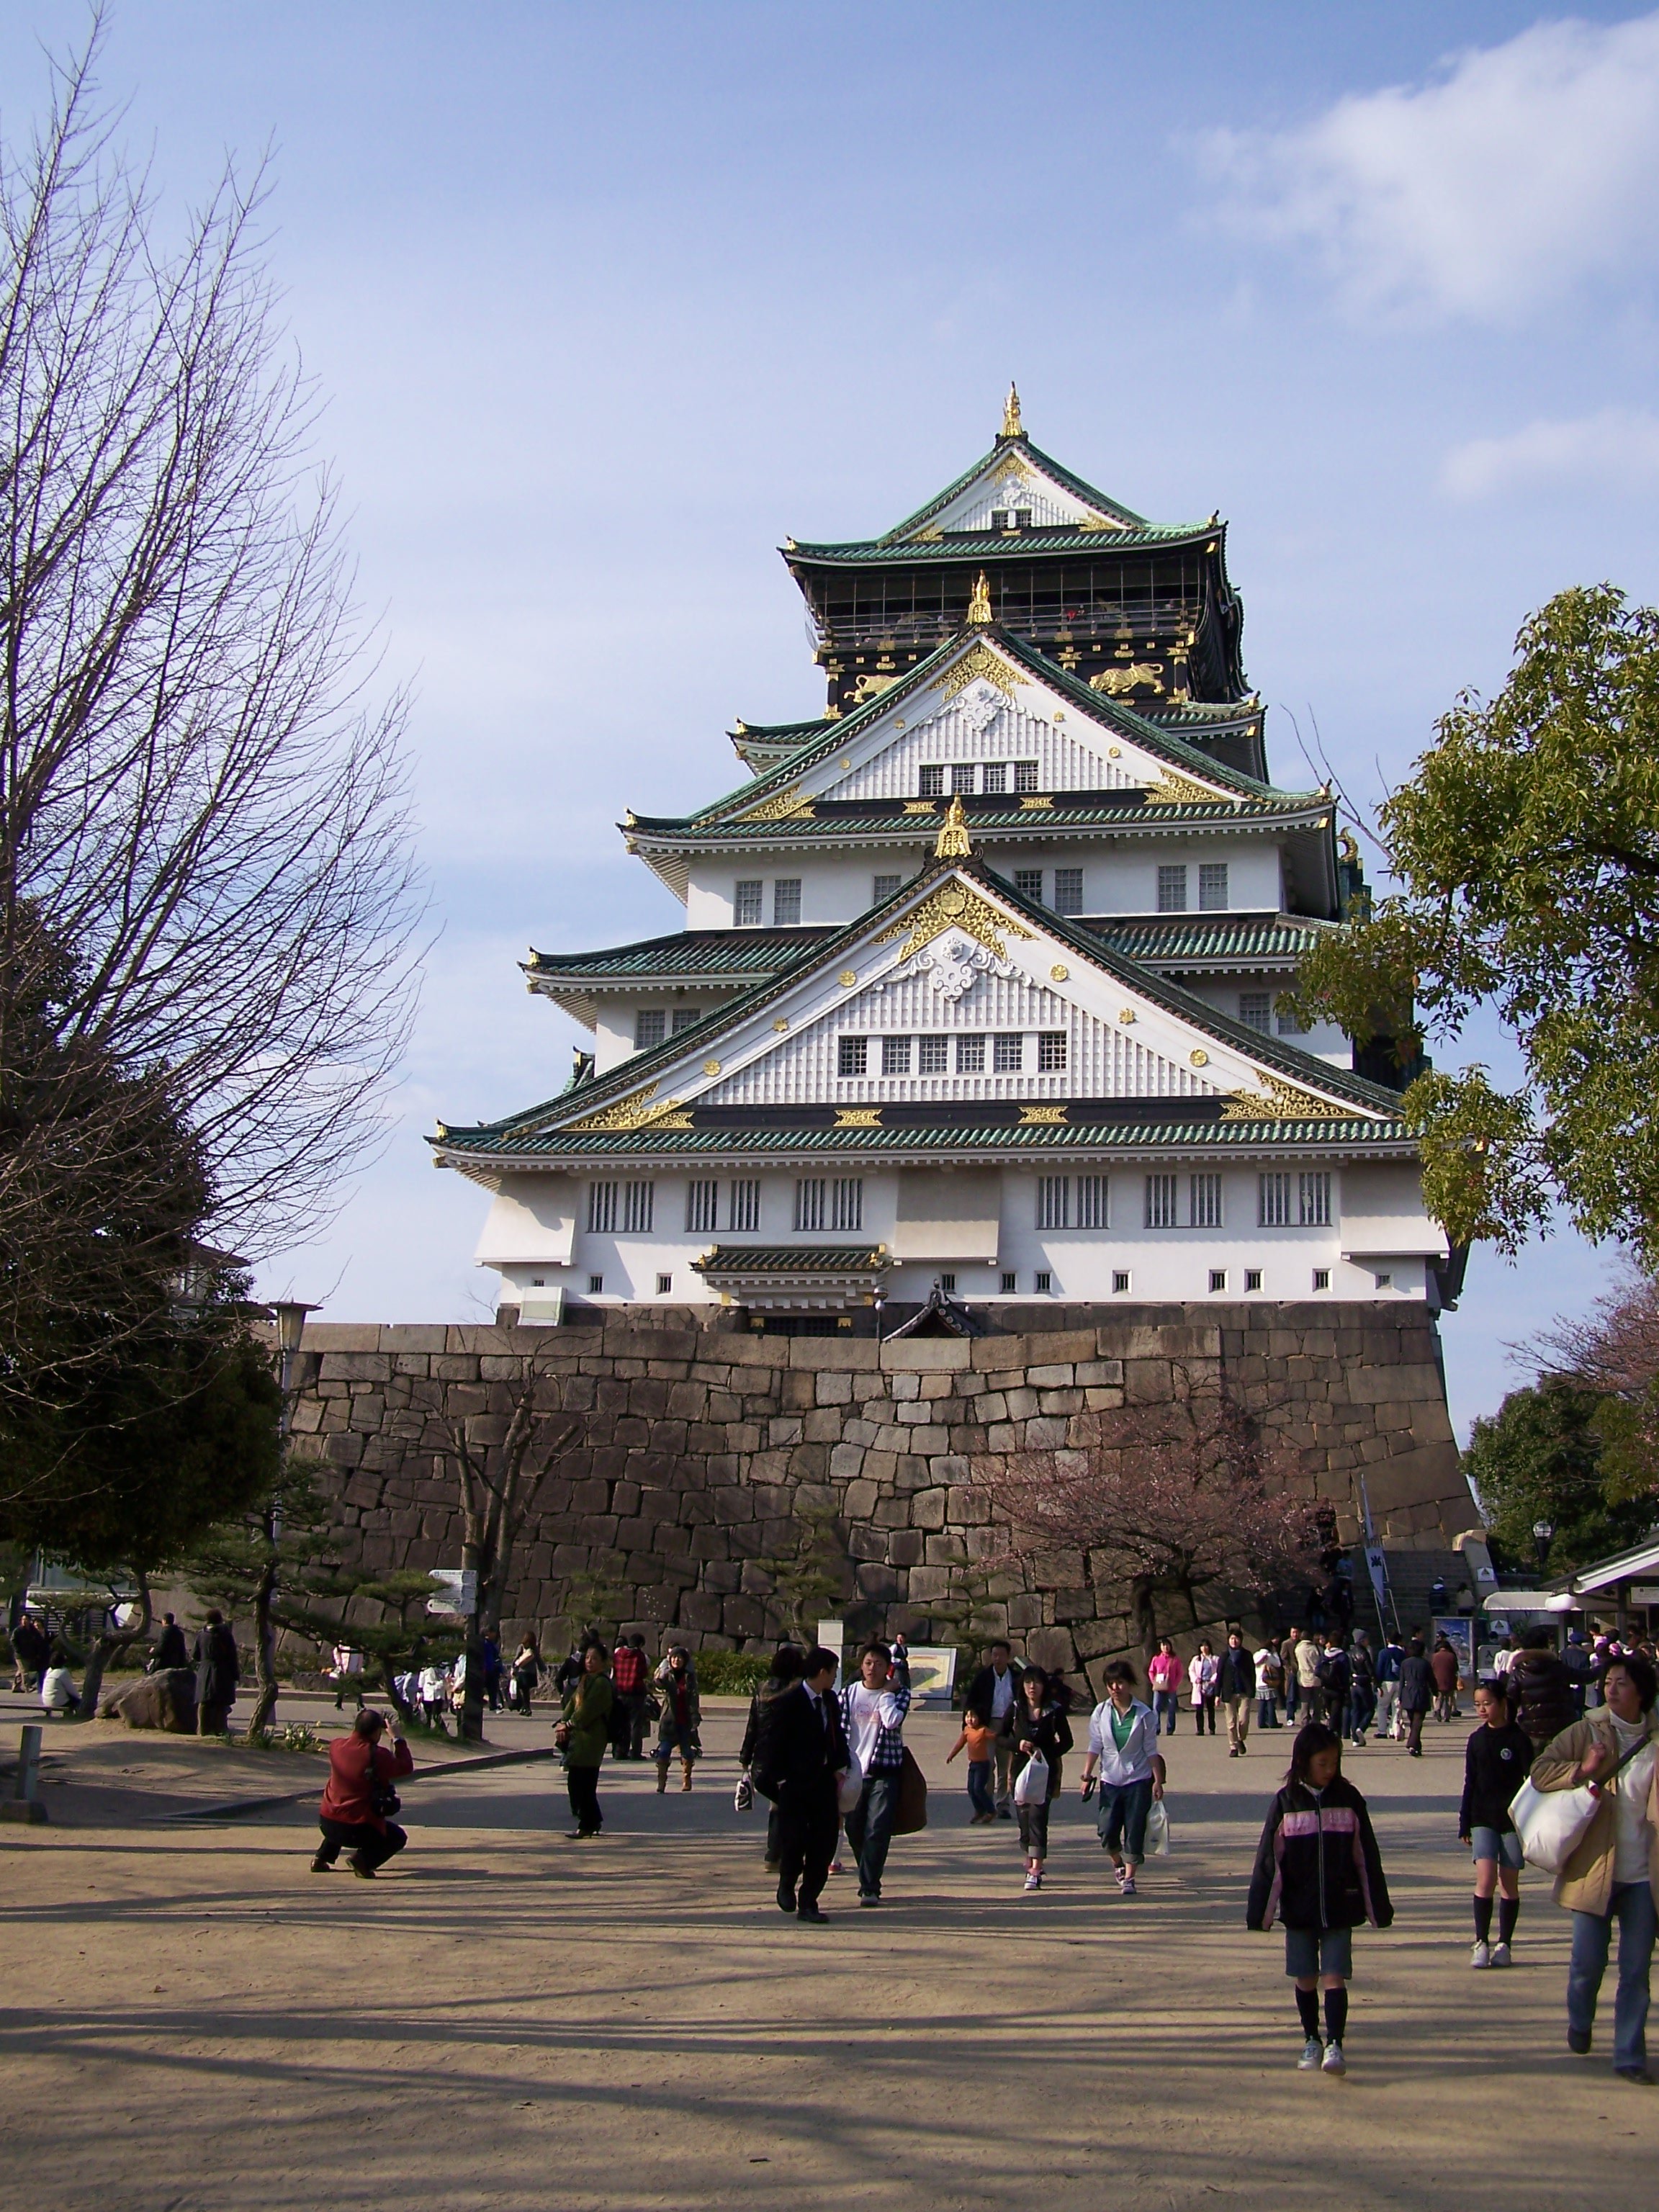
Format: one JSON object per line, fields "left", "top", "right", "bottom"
{"left": 313, "top": 1707, "right": 414, "bottom": 1877}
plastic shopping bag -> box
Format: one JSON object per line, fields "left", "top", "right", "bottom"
{"left": 1012, "top": 1752, "right": 1048, "bottom": 1808}
{"left": 837, "top": 1753, "right": 865, "bottom": 1815}
{"left": 1146, "top": 1797, "right": 1172, "bottom": 1856}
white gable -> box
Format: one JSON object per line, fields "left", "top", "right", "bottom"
{"left": 907, "top": 450, "right": 1122, "bottom": 537}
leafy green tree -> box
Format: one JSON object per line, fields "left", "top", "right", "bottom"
{"left": 1462, "top": 1381, "right": 1653, "bottom": 1573}
{"left": 1293, "top": 586, "right": 1659, "bottom": 1262}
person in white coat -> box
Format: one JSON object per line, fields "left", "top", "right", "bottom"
{"left": 1187, "top": 1640, "right": 1220, "bottom": 1735}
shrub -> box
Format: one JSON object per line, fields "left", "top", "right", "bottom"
{"left": 692, "top": 1651, "right": 770, "bottom": 1696}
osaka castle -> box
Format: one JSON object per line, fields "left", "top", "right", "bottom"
{"left": 432, "top": 390, "right": 1455, "bottom": 1330}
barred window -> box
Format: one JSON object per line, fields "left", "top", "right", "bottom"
{"left": 1312, "top": 1267, "right": 1331, "bottom": 1291}
{"left": 672, "top": 1007, "right": 701, "bottom": 1033}
{"left": 838, "top": 1035, "right": 868, "bottom": 1076}
{"left": 1277, "top": 1002, "right": 1310, "bottom": 1035}
{"left": 993, "top": 1032, "right": 1023, "bottom": 1072}
{"left": 1036, "top": 1176, "right": 1069, "bottom": 1230}
{"left": 981, "top": 760, "right": 1007, "bottom": 794}
{"left": 1013, "top": 759, "right": 1040, "bottom": 792}
{"left": 873, "top": 873, "right": 902, "bottom": 903}
{"left": 1239, "top": 992, "right": 1272, "bottom": 1034}
{"left": 587, "top": 1181, "right": 617, "bottom": 1234}
{"left": 685, "top": 1179, "right": 719, "bottom": 1234}
{"left": 1112, "top": 1270, "right": 1131, "bottom": 1294}
{"left": 956, "top": 1035, "right": 986, "bottom": 1073}
{"left": 622, "top": 1180, "right": 655, "bottom": 1235}
{"left": 772, "top": 878, "right": 801, "bottom": 926}
{"left": 1053, "top": 867, "right": 1084, "bottom": 916}
{"left": 734, "top": 878, "right": 763, "bottom": 926}
{"left": 1034, "top": 1269, "right": 1053, "bottom": 1292}
{"left": 1038, "top": 1031, "right": 1067, "bottom": 1072}
{"left": 1259, "top": 1173, "right": 1292, "bottom": 1227}
{"left": 794, "top": 1178, "right": 827, "bottom": 1233}
{"left": 634, "top": 1009, "right": 666, "bottom": 1049}
{"left": 831, "top": 1178, "right": 863, "bottom": 1231}
{"left": 1198, "top": 862, "right": 1229, "bottom": 912}
{"left": 918, "top": 763, "right": 945, "bottom": 798}
{"left": 882, "top": 1035, "right": 912, "bottom": 1076}
{"left": 918, "top": 1034, "right": 949, "bottom": 1074}
{"left": 1190, "top": 1172, "right": 1224, "bottom": 1228}
{"left": 1145, "top": 1174, "right": 1179, "bottom": 1229}
{"left": 951, "top": 762, "right": 976, "bottom": 794}
{"left": 1299, "top": 1171, "right": 1333, "bottom": 1226}
{"left": 1014, "top": 868, "right": 1043, "bottom": 902}
{"left": 657, "top": 1273, "right": 673, "bottom": 1295}
{"left": 729, "top": 1179, "right": 761, "bottom": 1233}
{"left": 588, "top": 1273, "right": 604, "bottom": 1294}
{"left": 1210, "top": 1269, "right": 1228, "bottom": 1293}
{"left": 1156, "top": 863, "right": 1188, "bottom": 913}
{"left": 1000, "top": 1270, "right": 1017, "bottom": 1293}
{"left": 1076, "top": 1174, "right": 1108, "bottom": 1229}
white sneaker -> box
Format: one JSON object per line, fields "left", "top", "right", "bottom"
{"left": 1488, "top": 1941, "right": 1511, "bottom": 1969}
{"left": 1297, "top": 2036, "right": 1324, "bottom": 2071}
{"left": 1470, "top": 1940, "right": 1491, "bottom": 1969}
{"left": 1321, "top": 2040, "right": 1346, "bottom": 2075}
{"left": 1022, "top": 1870, "right": 1041, "bottom": 1893}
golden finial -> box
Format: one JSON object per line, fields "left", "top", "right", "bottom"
{"left": 934, "top": 793, "right": 972, "bottom": 859}
{"left": 966, "top": 571, "right": 993, "bottom": 626}
{"left": 1001, "top": 382, "right": 1023, "bottom": 439}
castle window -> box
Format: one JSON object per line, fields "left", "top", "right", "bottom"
{"left": 1145, "top": 1174, "right": 1179, "bottom": 1229}
{"left": 794, "top": 1178, "right": 827, "bottom": 1233}
{"left": 956, "top": 1035, "right": 986, "bottom": 1073}
{"left": 918, "top": 1034, "right": 949, "bottom": 1074}
{"left": 1190, "top": 1173, "right": 1224, "bottom": 1228}
{"left": 657, "top": 1273, "right": 673, "bottom": 1296}
{"left": 588, "top": 1274, "right": 604, "bottom": 1295}
{"left": 1199, "top": 862, "right": 1229, "bottom": 911}
{"left": 773, "top": 878, "right": 801, "bottom": 926}
{"left": 1258, "top": 1173, "right": 1292, "bottom": 1227}
{"left": 621, "top": 1180, "right": 655, "bottom": 1234}
{"left": 989, "top": 508, "right": 1010, "bottom": 531}
{"left": 729, "top": 1179, "right": 761, "bottom": 1232}
{"left": 831, "top": 1178, "right": 863, "bottom": 1231}
{"left": 951, "top": 763, "right": 976, "bottom": 794}
{"left": 1277, "top": 1003, "right": 1310, "bottom": 1035}
{"left": 734, "top": 878, "right": 763, "bottom": 926}
{"left": 1299, "top": 1172, "right": 1333, "bottom": 1227}
{"left": 1245, "top": 1267, "right": 1263, "bottom": 1291}
{"left": 838, "top": 1035, "right": 868, "bottom": 1076}
{"left": 882, "top": 1035, "right": 912, "bottom": 1076}
{"left": 1053, "top": 868, "right": 1084, "bottom": 916}
{"left": 918, "top": 763, "right": 945, "bottom": 799}
{"left": 1000, "top": 1271, "right": 1017, "bottom": 1293}
{"left": 1038, "top": 1031, "right": 1067, "bottom": 1072}
{"left": 1014, "top": 868, "right": 1043, "bottom": 902}
{"left": 685, "top": 1179, "right": 719, "bottom": 1234}
{"left": 873, "top": 873, "right": 902, "bottom": 904}
{"left": 939, "top": 1272, "right": 956, "bottom": 1293}
{"left": 981, "top": 761, "right": 1007, "bottom": 795}
{"left": 1313, "top": 1267, "right": 1331, "bottom": 1291}
{"left": 671, "top": 1007, "right": 701, "bottom": 1033}
{"left": 1013, "top": 760, "right": 1040, "bottom": 792}
{"left": 993, "top": 1033, "right": 1023, "bottom": 1072}
{"left": 1157, "top": 864, "right": 1188, "bottom": 912}
{"left": 634, "top": 1010, "right": 667, "bottom": 1049}
{"left": 1036, "top": 1176, "right": 1069, "bottom": 1230}
{"left": 1210, "top": 1270, "right": 1228, "bottom": 1292}
{"left": 1112, "top": 1270, "right": 1131, "bottom": 1294}
{"left": 1034, "top": 1270, "right": 1053, "bottom": 1293}
{"left": 1014, "top": 508, "right": 1033, "bottom": 531}
{"left": 1076, "top": 1174, "right": 1108, "bottom": 1229}
{"left": 1239, "top": 992, "right": 1272, "bottom": 1034}
{"left": 588, "top": 1182, "right": 617, "bottom": 1234}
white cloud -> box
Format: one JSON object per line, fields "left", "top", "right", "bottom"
{"left": 1442, "top": 406, "right": 1659, "bottom": 498}
{"left": 1206, "top": 12, "right": 1659, "bottom": 320}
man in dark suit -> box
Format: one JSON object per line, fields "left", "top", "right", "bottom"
{"left": 759, "top": 1645, "right": 849, "bottom": 1924}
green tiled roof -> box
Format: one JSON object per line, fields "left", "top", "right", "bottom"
{"left": 791, "top": 522, "right": 1218, "bottom": 565}
{"left": 526, "top": 928, "right": 833, "bottom": 985}
{"left": 627, "top": 792, "right": 1321, "bottom": 845}
{"left": 692, "top": 1244, "right": 889, "bottom": 1275}
{"left": 868, "top": 435, "right": 1155, "bottom": 546}
{"left": 1092, "top": 915, "right": 1336, "bottom": 964}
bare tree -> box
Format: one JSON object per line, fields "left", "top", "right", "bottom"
{"left": 974, "top": 1367, "right": 1321, "bottom": 1654}
{"left": 0, "top": 22, "right": 423, "bottom": 1480}
{"left": 1537, "top": 1272, "right": 1659, "bottom": 1504}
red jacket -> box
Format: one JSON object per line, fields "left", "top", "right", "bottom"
{"left": 319, "top": 1732, "right": 413, "bottom": 1830}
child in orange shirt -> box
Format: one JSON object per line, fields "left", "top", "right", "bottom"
{"left": 947, "top": 1707, "right": 997, "bottom": 1823}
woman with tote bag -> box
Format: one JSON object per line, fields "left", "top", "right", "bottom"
{"left": 1009, "top": 1665, "right": 1071, "bottom": 1895}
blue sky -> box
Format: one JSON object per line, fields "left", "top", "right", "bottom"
{"left": 7, "top": 2, "right": 1657, "bottom": 1439}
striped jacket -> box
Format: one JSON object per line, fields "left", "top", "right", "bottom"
{"left": 1246, "top": 1775, "right": 1393, "bottom": 1933}
{"left": 839, "top": 1678, "right": 911, "bottom": 1774}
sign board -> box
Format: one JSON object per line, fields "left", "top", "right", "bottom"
{"left": 1629, "top": 1587, "right": 1659, "bottom": 1606}
{"left": 427, "top": 1568, "right": 477, "bottom": 1617}
{"left": 816, "top": 1619, "right": 845, "bottom": 1689}
{"left": 902, "top": 1645, "right": 958, "bottom": 1704}
{"left": 1432, "top": 1615, "right": 1476, "bottom": 1683}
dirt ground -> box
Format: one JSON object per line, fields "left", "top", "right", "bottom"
{"left": 2, "top": 1689, "right": 1654, "bottom": 2211}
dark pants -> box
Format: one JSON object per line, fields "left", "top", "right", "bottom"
{"left": 199, "top": 1699, "right": 234, "bottom": 1736}
{"left": 1193, "top": 1696, "right": 1216, "bottom": 1734}
{"left": 844, "top": 1771, "right": 899, "bottom": 1898}
{"left": 1349, "top": 1685, "right": 1376, "bottom": 1738}
{"left": 1153, "top": 1691, "right": 1179, "bottom": 1735}
{"left": 1570, "top": 1881, "right": 1656, "bottom": 2071}
{"left": 619, "top": 1690, "right": 647, "bottom": 1756}
{"left": 1097, "top": 1776, "right": 1154, "bottom": 1864}
{"left": 1017, "top": 1785, "right": 1057, "bottom": 1861}
{"left": 1406, "top": 1706, "right": 1426, "bottom": 1753}
{"left": 1285, "top": 1678, "right": 1300, "bottom": 1723}
{"left": 765, "top": 1803, "right": 783, "bottom": 1866}
{"left": 567, "top": 1763, "right": 602, "bottom": 1833}
{"left": 775, "top": 1780, "right": 839, "bottom": 1907}
{"left": 966, "top": 1761, "right": 995, "bottom": 1818}
{"left": 316, "top": 1817, "right": 406, "bottom": 1871}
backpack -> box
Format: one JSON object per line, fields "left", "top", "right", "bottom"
{"left": 1317, "top": 1651, "right": 1349, "bottom": 1691}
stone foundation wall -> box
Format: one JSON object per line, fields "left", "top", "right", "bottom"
{"left": 287, "top": 1303, "right": 1473, "bottom": 1689}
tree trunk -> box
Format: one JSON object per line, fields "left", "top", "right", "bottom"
{"left": 459, "top": 1522, "right": 490, "bottom": 1745}
{"left": 245, "top": 1529, "right": 280, "bottom": 1737}
{"left": 76, "top": 1575, "right": 154, "bottom": 1719}
{"left": 1128, "top": 1574, "right": 1159, "bottom": 1659}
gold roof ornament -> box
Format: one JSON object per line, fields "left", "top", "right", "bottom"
{"left": 966, "top": 571, "right": 994, "bottom": 626}
{"left": 1002, "top": 382, "right": 1023, "bottom": 439}
{"left": 933, "top": 793, "right": 972, "bottom": 859}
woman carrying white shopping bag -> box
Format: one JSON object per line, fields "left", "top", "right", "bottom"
{"left": 1009, "top": 1665, "right": 1072, "bottom": 1894}
{"left": 1523, "top": 1653, "right": 1659, "bottom": 2084}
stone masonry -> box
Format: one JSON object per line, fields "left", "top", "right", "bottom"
{"left": 286, "top": 1303, "right": 1475, "bottom": 1690}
